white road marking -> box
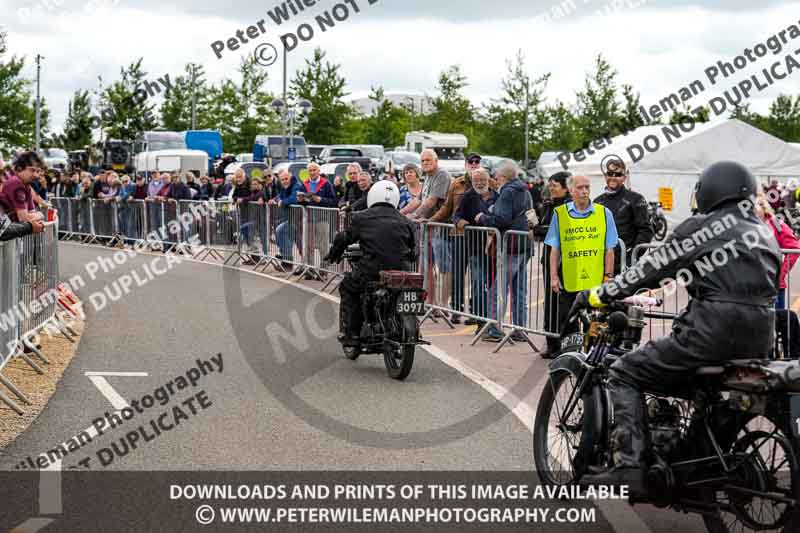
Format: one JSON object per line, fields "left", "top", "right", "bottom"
{"left": 9, "top": 518, "right": 55, "bottom": 533}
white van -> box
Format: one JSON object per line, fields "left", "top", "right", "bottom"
{"left": 404, "top": 131, "right": 468, "bottom": 176}
{"left": 135, "top": 149, "right": 209, "bottom": 180}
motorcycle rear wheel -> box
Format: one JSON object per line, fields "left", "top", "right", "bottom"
{"left": 383, "top": 315, "right": 417, "bottom": 381}
{"left": 702, "top": 421, "right": 800, "bottom": 533}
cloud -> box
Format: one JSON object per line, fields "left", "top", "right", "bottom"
{"left": 3, "top": 0, "right": 799, "bottom": 135}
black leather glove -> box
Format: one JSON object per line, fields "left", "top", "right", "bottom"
{"left": 571, "top": 290, "right": 591, "bottom": 314}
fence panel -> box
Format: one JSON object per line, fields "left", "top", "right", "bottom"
{"left": 117, "top": 199, "right": 147, "bottom": 244}
{"left": 89, "top": 199, "right": 117, "bottom": 239}
{"left": 0, "top": 239, "right": 19, "bottom": 372}
{"left": 18, "top": 221, "right": 59, "bottom": 338}
{"left": 304, "top": 206, "right": 341, "bottom": 278}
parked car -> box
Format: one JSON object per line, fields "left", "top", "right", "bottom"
{"left": 318, "top": 145, "right": 373, "bottom": 173}
{"left": 40, "top": 147, "right": 69, "bottom": 171}
{"left": 357, "top": 144, "right": 385, "bottom": 169}
{"left": 308, "top": 144, "right": 327, "bottom": 162}
{"left": 479, "top": 156, "right": 507, "bottom": 178}
{"left": 383, "top": 151, "right": 421, "bottom": 179}
{"left": 320, "top": 162, "right": 350, "bottom": 182}
{"left": 224, "top": 162, "right": 270, "bottom": 180}
{"left": 102, "top": 139, "right": 134, "bottom": 174}
{"left": 272, "top": 161, "right": 309, "bottom": 182}
{"left": 236, "top": 153, "right": 254, "bottom": 163}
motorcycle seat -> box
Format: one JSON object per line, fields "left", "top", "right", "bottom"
{"left": 379, "top": 270, "right": 424, "bottom": 289}
{"left": 694, "top": 359, "right": 769, "bottom": 376}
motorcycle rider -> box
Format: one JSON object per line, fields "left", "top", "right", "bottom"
{"left": 578, "top": 161, "right": 781, "bottom": 492}
{"left": 325, "top": 180, "right": 417, "bottom": 344}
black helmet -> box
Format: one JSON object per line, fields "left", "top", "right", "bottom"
{"left": 694, "top": 161, "right": 757, "bottom": 214}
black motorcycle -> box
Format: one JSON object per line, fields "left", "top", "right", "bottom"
{"left": 338, "top": 244, "right": 428, "bottom": 380}
{"left": 649, "top": 201, "right": 668, "bottom": 241}
{"left": 533, "top": 296, "right": 800, "bottom": 532}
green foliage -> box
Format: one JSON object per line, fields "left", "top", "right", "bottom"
{"left": 0, "top": 31, "right": 49, "bottom": 151}
{"left": 575, "top": 54, "right": 623, "bottom": 143}
{"left": 160, "top": 63, "right": 206, "bottom": 132}
{"left": 100, "top": 58, "right": 158, "bottom": 140}
{"left": 57, "top": 89, "right": 93, "bottom": 149}
{"left": 424, "top": 65, "right": 475, "bottom": 138}
{"left": 361, "top": 86, "right": 411, "bottom": 148}
{"left": 290, "top": 48, "right": 352, "bottom": 145}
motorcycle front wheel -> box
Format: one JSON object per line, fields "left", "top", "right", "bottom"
{"left": 533, "top": 371, "right": 594, "bottom": 486}
{"left": 653, "top": 216, "right": 668, "bottom": 241}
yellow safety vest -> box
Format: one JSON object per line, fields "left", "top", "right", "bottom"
{"left": 555, "top": 203, "right": 607, "bottom": 292}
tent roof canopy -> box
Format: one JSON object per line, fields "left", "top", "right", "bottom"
{"left": 540, "top": 119, "right": 800, "bottom": 178}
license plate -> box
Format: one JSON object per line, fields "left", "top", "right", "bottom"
{"left": 396, "top": 290, "right": 424, "bottom": 315}
{"left": 791, "top": 395, "right": 800, "bottom": 439}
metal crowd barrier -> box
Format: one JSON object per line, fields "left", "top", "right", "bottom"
{"left": 0, "top": 221, "right": 69, "bottom": 415}
{"left": 628, "top": 243, "right": 684, "bottom": 343}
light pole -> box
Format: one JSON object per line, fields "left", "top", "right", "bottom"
{"left": 271, "top": 98, "right": 313, "bottom": 161}
{"left": 35, "top": 54, "right": 43, "bottom": 150}
{"left": 523, "top": 79, "right": 530, "bottom": 170}
{"left": 406, "top": 97, "right": 414, "bottom": 132}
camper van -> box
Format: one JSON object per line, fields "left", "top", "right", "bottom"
{"left": 253, "top": 135, "right": 309, "bottom": 164}
{"left": 135, "top": 149, "right": 209, "bottom": 179}
{"left": 404, "top": 131, "right": 468, "bottom": 176}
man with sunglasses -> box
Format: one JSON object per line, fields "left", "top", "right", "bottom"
{"left": 594, "top": 158, "right": 653, "bottom": 274}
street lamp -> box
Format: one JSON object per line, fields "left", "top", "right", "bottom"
{"left": 271, "top": 98, "right": 313, "bottom": 161}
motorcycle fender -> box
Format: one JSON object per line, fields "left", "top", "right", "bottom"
{"left": 548, "top": 351, "right": 589, "bottom": 380}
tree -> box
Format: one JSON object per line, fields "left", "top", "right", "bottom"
{"left": 538, "top": 102, "right": 584, "bottom": 155}
{"left": 476, "top": 50, "right": 550, "bottom": 161}
{"left": 54, "top": 89, "right": 93, "bottom": 149}
{"left": 620, "top": 84, "right": 646, "bottom": 132}
{"left": 668, "top": 104, "right": 710, "bottom": 125}
{"left": 575, "top": 54, "right": 623, "bottom": 145}
{"left": 161, "top": 63, "right": 206, "bottom": 132}
{"left": 99, "top": 58, "right": 158, "bottom": 141}
{"left": 289, "top": 48, "right": 352, "bottom": 144}
{"left": 0, "top": 31, "right": 48, "bottom": 151}
{"left": 765, "top": 94, "right": 800, "bottom": 142}
{"left": 362, "top": 86, "right": 410, "bottom": 148}
{"left": 425, "top": 65, "right": 475, "bottom": 138}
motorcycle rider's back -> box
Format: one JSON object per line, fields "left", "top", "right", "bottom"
{"left": 583, "top": 161, "right": 782, "bottom": 487}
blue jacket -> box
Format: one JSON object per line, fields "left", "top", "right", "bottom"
{"left": 299, "top": 178, "right": 338, "bottom": 208}
{"left": 278, "top": 176, "right": 303, "bottom": 207}
{"left": 478, "top": 178, "right": 531, "bottom": 233}
{"left": 119, "top": 183, "right": 136, "bottom": 202}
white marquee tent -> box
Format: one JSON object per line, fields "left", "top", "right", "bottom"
{"left": 538, "top": 119, "right": 800, "bottom": 228}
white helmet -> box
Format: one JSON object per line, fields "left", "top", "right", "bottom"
{"left": 367, "top": 180, "right": 400, "bottom": 209}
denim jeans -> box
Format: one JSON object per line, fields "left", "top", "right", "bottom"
{"left": 503, "top": 252, "right": 531, "bottom": 328}
{"left": 469, "top": 254, "right": 497, "bottom": 320}
{"left": 276, "top": 221, "right": 298, "bottom": 260}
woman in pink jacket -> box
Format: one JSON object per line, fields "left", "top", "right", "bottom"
{"left": 756, "top": 192, "right": 800, "bottom": 309}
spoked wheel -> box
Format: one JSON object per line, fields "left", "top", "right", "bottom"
{"left": 383, "top": 315, "right": 417, "bottom": 381}
{"left": 703, "top": 420, "right": 800, "bottom": 533}
{"left": 533, "top": 371, "right": 592, "bottom": 486}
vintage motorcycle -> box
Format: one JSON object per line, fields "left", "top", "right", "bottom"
{"left": 533, "top": 296, "right": 800, "bottom": 532}
{"left": 338, "top": 244, "right": 428, "bottom": 380}
{"left": 648, "top": 201, "right": 669, "bottom": 241}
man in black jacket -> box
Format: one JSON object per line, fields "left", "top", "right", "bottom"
{"left": 580, "top": 161, "right": 781, "bottom": 492}
{"left": 594, "top": 158, "right": 653, "bottom": 273}
{"left": 0, "top": 207, "right": 43, "bottom": 240}
{"left": 325, "top": 180, "right": 416, "bottom": 343}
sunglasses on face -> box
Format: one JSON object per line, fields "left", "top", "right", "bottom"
{"left": 605, "top": 171, "right": 625, "bottom": 178}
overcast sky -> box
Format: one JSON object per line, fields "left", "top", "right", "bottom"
{"left": 2, "top": 0, "right": 800, "bottom": 134}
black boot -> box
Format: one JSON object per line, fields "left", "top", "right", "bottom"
{"left": 581, "top": 375, "right": 649, "bottom": 497}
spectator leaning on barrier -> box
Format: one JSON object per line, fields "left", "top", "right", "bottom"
{"left": 32, "top": 169, "right": 48, "bottom": 200}
{"left": 454, "top": 168, "right": 499, "bottom": 330}
{"left": 272, "top": 170, "right": 304, "bottom": 268}
{"left": 92, "top": 170, "right": 112, "bottom": 199}
{"left": 54, "top": 172, "right": 77, "bottom": 197}
{"left": 429, "top": 153, "right": 487, "bottom": 324}
{"left": 412, "top": 149, "right": 452, "bottom": 308}
{"left": 332, "top": 174, "right": 346, "bottom": 201}
{"left": 132, "top": 175, "right": 148, "bottom": 200}
{"left": 398, "top": 164, "right": 422, "bottom": 211}
{"left": 340, "top": 163, "right": 365, "bottom": 209}
{"left": 147, "top": 171, "right": 163, "bottom": 200}
{"left": 0, "top": 151, "right": 46, "bottom": 224}
{"left": 474, "top": 160, "right": 533, "bottom": 342}
{"left": 297, "top": 162, "right": 338, "bottom": 280}
{"left": 168, "top": 173, "right": 191, "bottom": 202}
{"left": 197, "top": 175, "right": 215, "bottom": 201}
{"left": 594, "top": 158, "right": 652, "bottom": 274}
{"left": 533, "top": 172, "right": 572, "bottom": 358}
{"left": 347, "top": 171, "right": 374, "bottom": 213}
{"left": 231, "top": 168, "right": 250, "bottom": 203}
{"left": 754, "top": 192, "right": 800, "bottom": 310}
{"left": 544, "top": 174, "right": 619, "bottom": 347}
{"left": 263, "top": 170, "right": 280, "bottom": 202}
{"left": 117, "top": 175, "right": 137, "bottom": 246}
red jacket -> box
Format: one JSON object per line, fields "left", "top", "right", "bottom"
{"left": 767, "top": 215, "right": 800, "bottom": 289}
